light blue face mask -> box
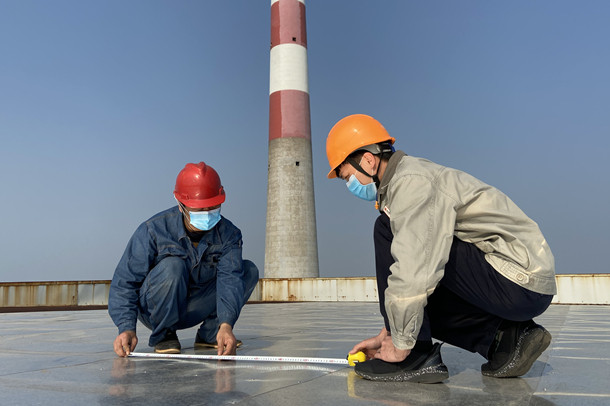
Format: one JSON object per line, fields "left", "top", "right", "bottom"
{"left": 346, "top": 174, "right": 377, "bottom": 201}
{"left": 188, "top": 208, "right": 221, "bottom": 231}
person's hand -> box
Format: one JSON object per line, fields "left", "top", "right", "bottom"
{"left": 349, "top": 328, "right": 388, "bottom": 360}
{"left": 373, "top": 335, "right": 410, "bottom": 362}
{"left": 216, "top": 323, "right": 237, "bottom": 355}
{"left": 113, "top": 330, "right": 138, "bottom": 357}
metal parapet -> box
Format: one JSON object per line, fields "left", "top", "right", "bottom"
{"left": 0, "top": 280, "right": 110, "bottom": 312}
{"left": 1, "top": 274, "right": 608, "bottom": 312}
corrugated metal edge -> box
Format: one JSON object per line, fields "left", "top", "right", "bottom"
{"left": 0, "top": 280, "right": 109, "bottom": 310}
{"left": 1, "top": 275, "right": 608, "bottom": 312}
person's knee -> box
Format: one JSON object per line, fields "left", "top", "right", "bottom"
{"left": 242, "top": 259, "right": 260, "bottom": 293}
{"left": 139, "top": 257, "right": 189, "bottom": 327}
{"left": 374, "top": 214, "right": 392, "bottom": 241}
{"left": 149, "top": 257, "right": 188, "bottom": 286}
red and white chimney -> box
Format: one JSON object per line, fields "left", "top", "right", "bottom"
{"left": 265, "top": 0, "right": 319, "bottom": 277}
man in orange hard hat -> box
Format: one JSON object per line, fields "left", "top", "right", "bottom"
{"left": 326, "top": 114, "right": 556, "bottom": 382}
{"left": 109, "top": 162, "right": 259, "bottom": 357}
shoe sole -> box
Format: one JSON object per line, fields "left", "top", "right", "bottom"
{"left": 154, "top": 348, "right": 181, "bottom": 354}
{"left": 355, "top": 363, "right": 449, "bottom": 383}
{"left": 482, "top": 327, "right": 552, "bottom": 378}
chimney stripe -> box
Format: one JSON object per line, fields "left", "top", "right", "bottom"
{"left": 269, "top": 44, "right": 309, "bottom": 94}
{"left": 269, "top": 90, "right": 311, "bottom": 140}
{"left": 271, "top": 0, "right": 307, "bottom": 48}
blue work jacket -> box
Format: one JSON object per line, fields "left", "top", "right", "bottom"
{"left": 108, "top": 206, "right": 246, "bottom": 334}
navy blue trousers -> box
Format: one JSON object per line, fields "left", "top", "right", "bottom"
{"left": 137, "top": 258, "right": 259, "bottom": 347}
{"left": 374, "top": 214, "right": 553, "bottom": 358}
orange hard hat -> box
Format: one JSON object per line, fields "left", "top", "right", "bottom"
{"left": 173, "top": 162, "right": 226, "bottom": 208}
{"left": 326, "top": 114, "right": 395, "bottom": 178}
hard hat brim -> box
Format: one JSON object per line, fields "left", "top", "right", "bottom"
{"left": 174, "top": 192, "right": 226, "bottom": 209}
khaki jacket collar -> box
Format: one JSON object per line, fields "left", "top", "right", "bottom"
{"left": 377, "top": 150, "right": 406, "bottom": 213}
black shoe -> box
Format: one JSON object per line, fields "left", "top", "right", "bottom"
{"left": 154, "top": 331, "right": 181, "bottom": 354}
{"left": 354, "top": 343, "right": 449, "bottom": 383}
{"left": 194, "top": 332, "right": 242, "bottom": 349}
{"left": 482, "top": 321, "right": 551, "bottom": 378}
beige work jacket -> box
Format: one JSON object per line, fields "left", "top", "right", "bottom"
{"left": 377, "top": 151, "right": 556, "bottom": 350}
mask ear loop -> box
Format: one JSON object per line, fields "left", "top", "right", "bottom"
{"left": 346, "top": 156, "right": 381, "bottom": 188}
{"left": 175, "top": 197, "right": 191, "bottom": 222}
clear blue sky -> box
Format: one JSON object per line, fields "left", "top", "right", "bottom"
{"left": 1, "top": 0, "right": 608, "bottom": 282}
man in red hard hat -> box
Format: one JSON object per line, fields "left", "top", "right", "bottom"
{"left": 109, "top": 162, "right": 259, "bottom": 357}
{"left": 326, "top": 114, "right": 556, "bottom": 383}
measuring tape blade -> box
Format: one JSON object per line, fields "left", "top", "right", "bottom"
{"left": 129, "top": 351, "right": 349, "bottom": 365}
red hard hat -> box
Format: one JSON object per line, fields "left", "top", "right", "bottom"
{"left": 173, "top": 162, "right": 226, "bottom": 208}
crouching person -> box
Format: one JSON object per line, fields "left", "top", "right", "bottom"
{"left": 326, "top": 115, "right": 556, "bottom": 382}
{"left": 109, "top": 162, "right": 259, "bottom": 357}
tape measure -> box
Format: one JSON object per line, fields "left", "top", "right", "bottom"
{"left": 129, "top": 351, "right": 366, "bottom": 366}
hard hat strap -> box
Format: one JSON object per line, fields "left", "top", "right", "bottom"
{"left": 346, "top": 156, "right": 381, "bottom": 188}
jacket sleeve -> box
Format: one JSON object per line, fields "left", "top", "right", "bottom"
{"left": 108, "top": 223, "right": 156, "bottom": 334}
{"left": 216, "top": 227, "right": 246, "bottom": 328}
{"left": 385, "top": 174, "right": 458, "bottom": 350}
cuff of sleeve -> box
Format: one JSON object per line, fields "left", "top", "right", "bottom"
{"left": 391, "top": 332, "right": 416, "bottom": 351}
{"left": 218, "top": 313, "right": 237, "bottom": 328}
{"left": 118, "top": 321, "right": 137, "bottom": 335}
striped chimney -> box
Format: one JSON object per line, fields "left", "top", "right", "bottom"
{"left": 265, "top": 0, "right": 319, "bottom": 277}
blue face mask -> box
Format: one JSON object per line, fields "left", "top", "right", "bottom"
{"left": 346, "top": 174, "right": 377, "bottom": 201}
{"left": 188, "top": 208, "right": 221, "bottom": 231}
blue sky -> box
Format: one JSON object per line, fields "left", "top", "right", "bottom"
{"left": 1, "top": 0, "right": 608, "bottom": 282}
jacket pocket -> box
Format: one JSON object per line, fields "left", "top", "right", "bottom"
{"left": 155, "top": 244, "right": 188, "bottom": 264}
{"left": 194, "top": 246, "right": 222, "bottom": 285}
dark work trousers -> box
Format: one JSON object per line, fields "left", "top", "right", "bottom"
{"left": 137, "top": 258, "right": 259, "bottom": 347}
{"left": 373, "top": 214, "right": 553, "bottom": 359}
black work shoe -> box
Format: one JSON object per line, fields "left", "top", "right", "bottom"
{"left": 154, "top": 331, "right": 181, "bottom": 354}
{"left": 354, "top": 343, "right": 449, "bottom": 383}
{"left": 482, "top": 321, "right": 551, "bottom": 378}
{"left": 194, "top": 332, "right": 242, "bottom": 349}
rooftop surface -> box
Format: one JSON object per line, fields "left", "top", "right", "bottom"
{"left": 1, "top": 303, "right": 608, "bottom": 406}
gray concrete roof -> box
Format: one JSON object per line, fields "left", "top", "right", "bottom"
{"left": 1, "top": 303, "right": 608, "bottom": 405}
